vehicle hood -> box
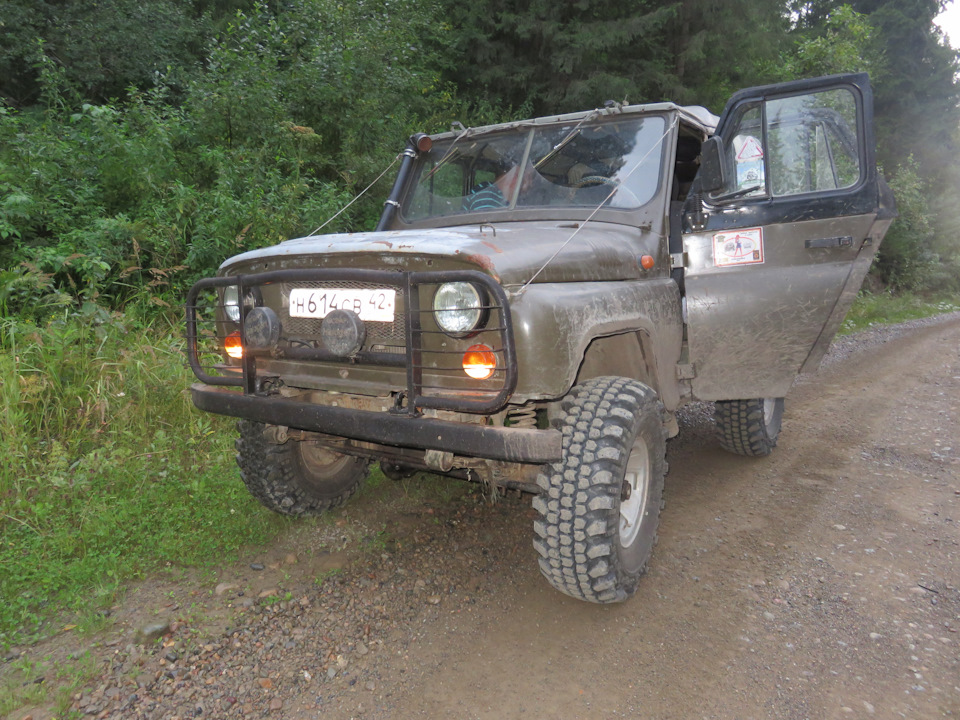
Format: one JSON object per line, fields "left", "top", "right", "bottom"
{"left": 220, "top": 222, "right": 653, "bottom": 286}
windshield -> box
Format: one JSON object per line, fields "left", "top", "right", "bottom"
{"left": 401, "top": 115, "right": 667, "bottom": 222}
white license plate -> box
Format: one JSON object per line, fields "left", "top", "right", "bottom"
{"left": 288, "top": 287, "right": 396, "bottom": 322}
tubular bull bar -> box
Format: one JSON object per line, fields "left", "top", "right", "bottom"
{"left": 185, "top": 267, "right": 562, "bottom": 464}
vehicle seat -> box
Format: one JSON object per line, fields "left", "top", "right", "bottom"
{"left": 672, "top": 136, "right": 702, "bottom": 201}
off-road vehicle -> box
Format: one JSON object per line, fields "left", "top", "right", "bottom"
{"left": 186, "top": 73, "right": 895, "bottom": 603}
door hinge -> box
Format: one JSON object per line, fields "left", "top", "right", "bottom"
{"left": 676, "top": 362, "right": 696, "bottom": 380}
{"left": 670, "top": 252, "right": 686, "bottom": 269}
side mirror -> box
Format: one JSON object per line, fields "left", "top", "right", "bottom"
{"left": 699, "top": 136, "right": 725, "bottom": 194}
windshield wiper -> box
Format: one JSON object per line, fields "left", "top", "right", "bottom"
{"left": 423, "top": 147, "right": 461, "bottom": 182}
{"left": 711, "top": 185, "right": 762, "bottom": 203}
{"left": 532, "top": 109, "right": 600, "bottom": 170}
{"left": 422, "top": 125, "right": 473, "bottom": 181}
{"left": 534, "top": 129, "right": 582, "bottom": 170}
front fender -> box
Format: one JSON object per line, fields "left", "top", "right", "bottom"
{"left": 507, "top": 278, "right": 683, "bottom": 408}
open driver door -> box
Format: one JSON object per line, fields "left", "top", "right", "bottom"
{"left": 679, "top": 73, "right": 896, "bottom": 402}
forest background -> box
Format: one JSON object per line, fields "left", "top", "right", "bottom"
{"left": 0, "top": 0, "right": 959, "bottom": 646}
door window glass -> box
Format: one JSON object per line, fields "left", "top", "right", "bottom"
{"left": 728, "top": 104, "right": 764, "bottom": 196}
{"left": 715, "top": 87, "right": 862, "bottom": 200}
{"left": 767, "top": 89, "right": 861, "bottom": 195}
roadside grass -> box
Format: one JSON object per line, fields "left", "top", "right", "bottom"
{"left": 840, "top": 291, "right": 960, "bottom": 335}
{"left": 393, "top": 471, "right": 475, "bottom": 506}
{"left": 0, "top": 651, "right": 99, "bottom": 718}
{"left": 0, "top": 312, "right": 288, "bottom": 648}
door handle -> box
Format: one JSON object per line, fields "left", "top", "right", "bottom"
{"left": 805, "top": 236, "right": 854, "bottom": 249}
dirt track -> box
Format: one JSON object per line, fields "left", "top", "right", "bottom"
{"left": 5, "top": 314, "right": 960, "bottom": 720}
{"left": 361, "top": 315, "right": 960, "bottom": 720}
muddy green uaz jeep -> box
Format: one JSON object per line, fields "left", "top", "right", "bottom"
{"left": 186, "top": 73, "right": 895, "bottom": 603}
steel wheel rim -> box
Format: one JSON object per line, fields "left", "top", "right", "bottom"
{"left": 762, "top": 397, "right": 776, "bottom": 434}
{"left": 619, "top": 436, "right": 650, "bottom": 548}
{"left": 300, "top": 441, "right": 352, "bottom": 475}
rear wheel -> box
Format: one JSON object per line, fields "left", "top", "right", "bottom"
{"left": 714, "top": 397, "right": 784, "bottom": 457}
{"left": 533, "top": 377, "right": 666, "bottom": 603}
{"left": 235, "top": 420, "right": 369, "bottom": 516}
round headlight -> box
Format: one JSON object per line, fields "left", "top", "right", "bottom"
{"left": 222, "top": 285, "right": 241, "bottom": 323}
{"left": 433, "top": 282, "right": 485, "bottom": 336}
{"left": 221, "top": 285, "right": 261, "bottom": 323}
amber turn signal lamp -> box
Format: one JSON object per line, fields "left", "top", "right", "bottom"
{"left": 224, "top": 331, "right": 243, "bottom": 359}
{"left": 462, "top": 344, "right": 496, "bottom": 379}
{"left": 413, "top": 133, "right": 433, "bottom": 153}
{"left": 640, "top": 255, "right": 655, "bottom": 270}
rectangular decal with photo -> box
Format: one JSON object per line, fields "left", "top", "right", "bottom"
{"left": 712, "top": 228, "right": 764, "bottom": 267}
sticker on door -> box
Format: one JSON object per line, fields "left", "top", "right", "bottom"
{"left": 713, "top": 228, "right": 764, "bottom": 267}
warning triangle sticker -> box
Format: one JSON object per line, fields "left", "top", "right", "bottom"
{"left": 736, "top": 136, "right": 764, "bottom": 161}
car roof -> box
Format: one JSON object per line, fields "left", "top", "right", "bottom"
{"left": 428, "top": 103, "right": 719, "bottom": 141}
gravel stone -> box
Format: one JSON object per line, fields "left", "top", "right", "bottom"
{"left": 135, "top": 622, "right": 171, "bottom": 645}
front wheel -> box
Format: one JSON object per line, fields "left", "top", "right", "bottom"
{"left": 533, "top": 377, "right": 666, "bottom": 603}
{"left": 714, "top": 397, "right": 784, "bottom": 457}
{"left": 235, "top": 420, "right": 369, "bottom": 516}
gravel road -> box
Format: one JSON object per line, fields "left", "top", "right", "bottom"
{"left": 4, "top": 312, "right": 959, "bottom": 720}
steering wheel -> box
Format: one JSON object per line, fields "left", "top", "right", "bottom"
{"left": 571, "top": 175, "right": 640, "bottom": 206}
{"left": 572, "top": 175, "right": 618, "bottom": 188}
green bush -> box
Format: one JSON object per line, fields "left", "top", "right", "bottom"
{"left": 870, "top": 159, "right": 958, "bottom": 293}
{"left": 0, "top": 0, "right": 466, "bottom": 319}
{"left": 0, "top": 92, "right": 361, "bottom": 313}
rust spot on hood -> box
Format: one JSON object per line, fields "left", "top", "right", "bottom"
{"left": 481, "top": 240, "right": 503, "bottom": 253}
{"left": 373, "top": 240, "right": 394, "bottom": 248}
{"left": 464, "top": 253, "right": 498, "bottom": 276}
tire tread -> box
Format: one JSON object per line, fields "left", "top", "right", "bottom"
{"left": 533, "top": 377, "right": 666, "bottom": 603}
{"left": 235, "top": 420, "right": 367, "bottom": 517}
{"left": 714, "top": 398, "right": 783, "bottom": 457}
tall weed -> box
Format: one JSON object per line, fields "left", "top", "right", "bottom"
{"left": 0, "top": 313, "right": 286, "bottom": 645}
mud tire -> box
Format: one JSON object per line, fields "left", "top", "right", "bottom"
{"left": 235, "top": 420, "right": 369, "bottom": 516}
{"left": 533, "top": 377, "right": 666, "bottom": 603}
{"left": 714, "top": 398, "right": 784, "bottom": 457}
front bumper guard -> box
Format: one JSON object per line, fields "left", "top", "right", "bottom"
{"left": 185, "top": 268, "right": 517, "bottom": 416}
{"left": 192, "top": 384, "right": 562, "bottom": 464}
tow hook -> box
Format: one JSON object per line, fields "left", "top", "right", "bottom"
{"left": 263, "top": 425, "right": 290, "bottom": 444}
